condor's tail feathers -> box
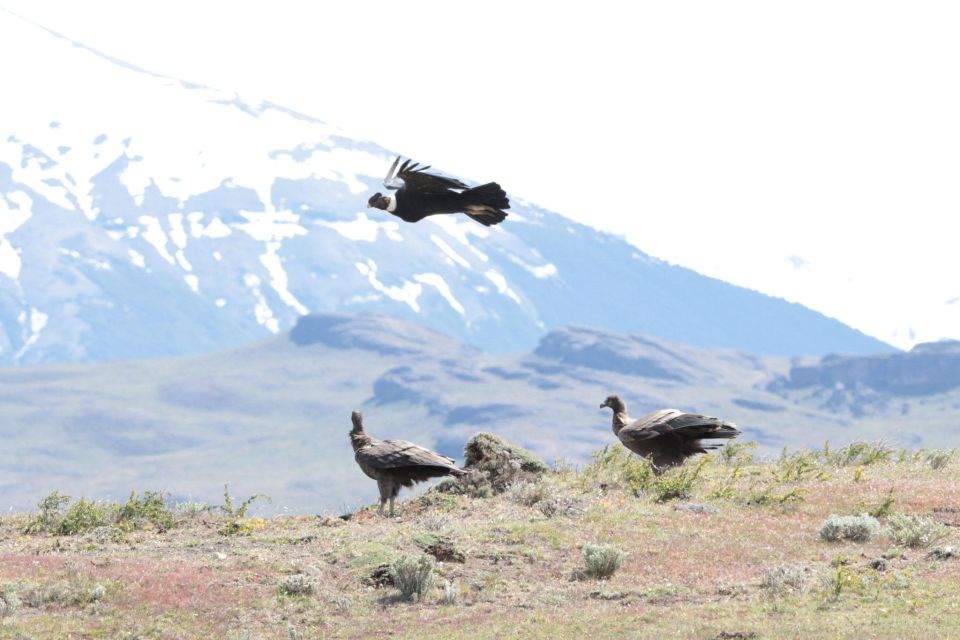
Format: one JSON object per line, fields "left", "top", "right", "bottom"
{"left": 463, "top": 182, "right": 509, "bottom": 226}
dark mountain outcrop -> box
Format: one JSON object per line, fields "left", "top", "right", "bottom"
{"left": 773, "top": 340, "right": 960, "bottom": 396}
{"left": 290, "top": 312, "right": 471, "bottom": 357}
{"left": 534, "top": 328, "right": 689, "bottom": 381}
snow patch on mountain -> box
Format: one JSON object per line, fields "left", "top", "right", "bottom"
{"left": 128, "top": 249, "right": 146, "bottom": 268}
{"left": 430, "top": 216, "right": 490, "bottom": 252}
{"left": 260, "top": 242, "right": 308, "bottom": 315}
{"left": 430, "top": 234, "right": 471, "bottom": 269}
{"left": 235, "top": 211, "right": 308, "bottom": 242}
{"left": 243, "top": 273, "right": 278, "bottom": 333}
{"left": 13, "top": 307, "right": 48, "bottom": 359}
{"left": 509, "top": 254, "right": 558, "bottom": 279}
{"left": 0, "top": 190, "right": 32, "bottom": 279}
{"left": 138, "top": 215, "right": 176, "bottom": 264}
{"left": 356, "top": 259, "right": 423, "bottom": 312}
{"left": 484, "top": 270, "right": 522, "bottom": 305}
{"left": 414, "top": 273, "right": 466, "bottom": 316}
{"left": 320, "top": 212, "right": 403, "bottom": 243}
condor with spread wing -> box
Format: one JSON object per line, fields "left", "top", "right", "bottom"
{"left": 600, "top": 395, "right": 741, "bottom": 472}
{"left": 367, "top": 156, "right": 509, "bottom": 227}
{"left": 349, "top": 411, "right": 466, "bottom": 517}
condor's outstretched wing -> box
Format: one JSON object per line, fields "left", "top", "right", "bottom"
{"left": 382, "top": 155, "right": 468, "bottom": 192}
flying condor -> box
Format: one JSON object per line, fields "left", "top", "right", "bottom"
{"left": 349, "top": 411, "right": 466, "bottom": 517}
{"left": 600, "top": 395, "right": 741, "bottom": 472}
{"left": 367, "top": 156, "right": 510, "bottom": 227}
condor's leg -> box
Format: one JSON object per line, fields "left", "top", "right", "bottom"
{"left": 376, "top": 478, "right": 390, "bottom": 516}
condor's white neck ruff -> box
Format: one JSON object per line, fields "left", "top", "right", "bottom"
{"left": 386, "top": 193, "right": 397, "bottom": 212}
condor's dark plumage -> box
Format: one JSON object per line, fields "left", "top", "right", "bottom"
{"left": 600, "top": 395, "right": 740, "bottom": 472}
{"left": 367, "top": 156, "right": 510, "bottom": 227}
{"left": 349, "top": 411, "right": 466, "bottom": 517}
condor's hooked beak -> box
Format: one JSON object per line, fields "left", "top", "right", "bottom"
{"left": 599, "top": 400, "right": 609, "bottom": 409}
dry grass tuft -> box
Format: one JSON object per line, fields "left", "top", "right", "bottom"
{"left": 277, "top": 573, "right": 317, "bottom": 597}
{"left": 389, "top": 555, "right": 436, "bottom": 602}
{"left": 819, "top": 514, "right": 881, "bottom": 543}
{"left": 885, "top": 514, "right": 950, "bottom": 549}
{"left": 761, "top": 564, "right": 810, "bottom": 595}
{"left": 583, "top": 544, "right": 626, "bottom": 580}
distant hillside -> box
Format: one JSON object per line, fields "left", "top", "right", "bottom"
{"left": 769, "top": 339, "right": 960, "bottom": 418}
{"left": 0, "top": 11, "right": 892, "bottom": 363}
{"left": 0, "top": 312, "right": 951, "bottom": 513}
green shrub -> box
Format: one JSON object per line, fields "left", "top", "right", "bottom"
{"left": 277, "top": 574, "right": 317, "bottom": 597}
{"left": 819, "top": 514, "right": 880, "bottom": 543}
{"left": 583, "top": 544, "right": 626, "bottom": 580}
{"left": 58, "top": 498, "right": 111, "bottom": 535}
{"left": 506, "top": 479, "right": 554, "bottom": 507}
{"left": 867, "top": 488, "right": 897, "bottom": 517}
{"left": 219, "top": 484, "right": 270, "bottom": 536}
{"left": 651, "top": 457, "right": 707, "bottom": 502}
{"left": 0, "top": 583, "right": 20, "bottom": 617}
{"left": 625, "top": 459, "right": 656, "bottom": 495}
{"left": 175, "top": 501, "right": 214, "bottom": 519}
{"left": 746, "top": 485, "right": 807, "bottom": 509}
{"left": 23, "top": 491, "right": 71, "bottom": 534}
{"left": 389, "top": 555, "right": 436, "bottom": 602}
{"left": 776, "top": 449, "right": 827, "bottom": 482}
{"left": 22, "top": 562, "right": 108, "bottom": 608}
{"left": 886, "top": 514, "right": 949, "bottom": 549}
{"left": 86, "top": 525, "right": 125, "bottom": 544}
{"left": 439, "top": 580, "right": 459, "bottom": 605}
{"left": 924, "top": 449, "right": 956, "bottom": 470}
{"left": 506, "top": 479, "right": 582, "bottom": 518}
{"left": 823, "top": 441, "right": 893, "bottom": 467}
{"left": 584, "top": 444, "right": 654, "bottom": 494}
{"left": 820, "top": 563, "right": 867, "bottom": 600}
{"left": 118, "top": 490, "right": 174, "bottom": 531}
{"left": 761, "top": 564, "right": 809, "bottom": 595}
{"left": 719, "top": 440, "right": 757, "bottom": 465}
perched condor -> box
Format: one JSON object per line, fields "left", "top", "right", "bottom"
{"left": 599, "top": 395, "right": 741, "bottom": 472}
{"left": 349, "top": 411, "right": 466, "bottom": 517}
{"left": 367, "top": 156, "right": 510, "bottom": 227}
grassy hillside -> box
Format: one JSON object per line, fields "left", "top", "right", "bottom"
{"left": 1, "top": 442, "right": 958, "bottom": 639}
{"left": 3, "top": 312, "right": 958, "bottom": 515}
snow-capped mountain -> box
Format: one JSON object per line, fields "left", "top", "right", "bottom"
{"left": 0, "top": 11, "right": 892, "bottom": 364}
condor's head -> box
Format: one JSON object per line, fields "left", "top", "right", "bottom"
{"left": 349, "top": 411, "right": 371, "bottom": 451}
{"left": 599, "top": 395, "right": 626, "bottom": 413}
{"left": 350, "top": 411, "right": 365, "bottom": 434}
{"left": 367, "top": 192, "right": 391, "bottom": 210}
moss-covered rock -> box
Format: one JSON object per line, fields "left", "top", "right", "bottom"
{"left": 413, "top": 533, "right": 466, "bottom": 563}
{"left": 435, "top": 432, "right": 547, "bottom": 497}
{"left": 463, "top": 432, "right": 548, "bottom": 473}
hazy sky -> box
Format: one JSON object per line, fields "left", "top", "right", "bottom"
{"left": 3, "top": 1, "right": 959, "bottom": 348}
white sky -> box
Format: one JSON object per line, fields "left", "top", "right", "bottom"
{"left": 3, "top": 1, "right": 960, "bottom": 349}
